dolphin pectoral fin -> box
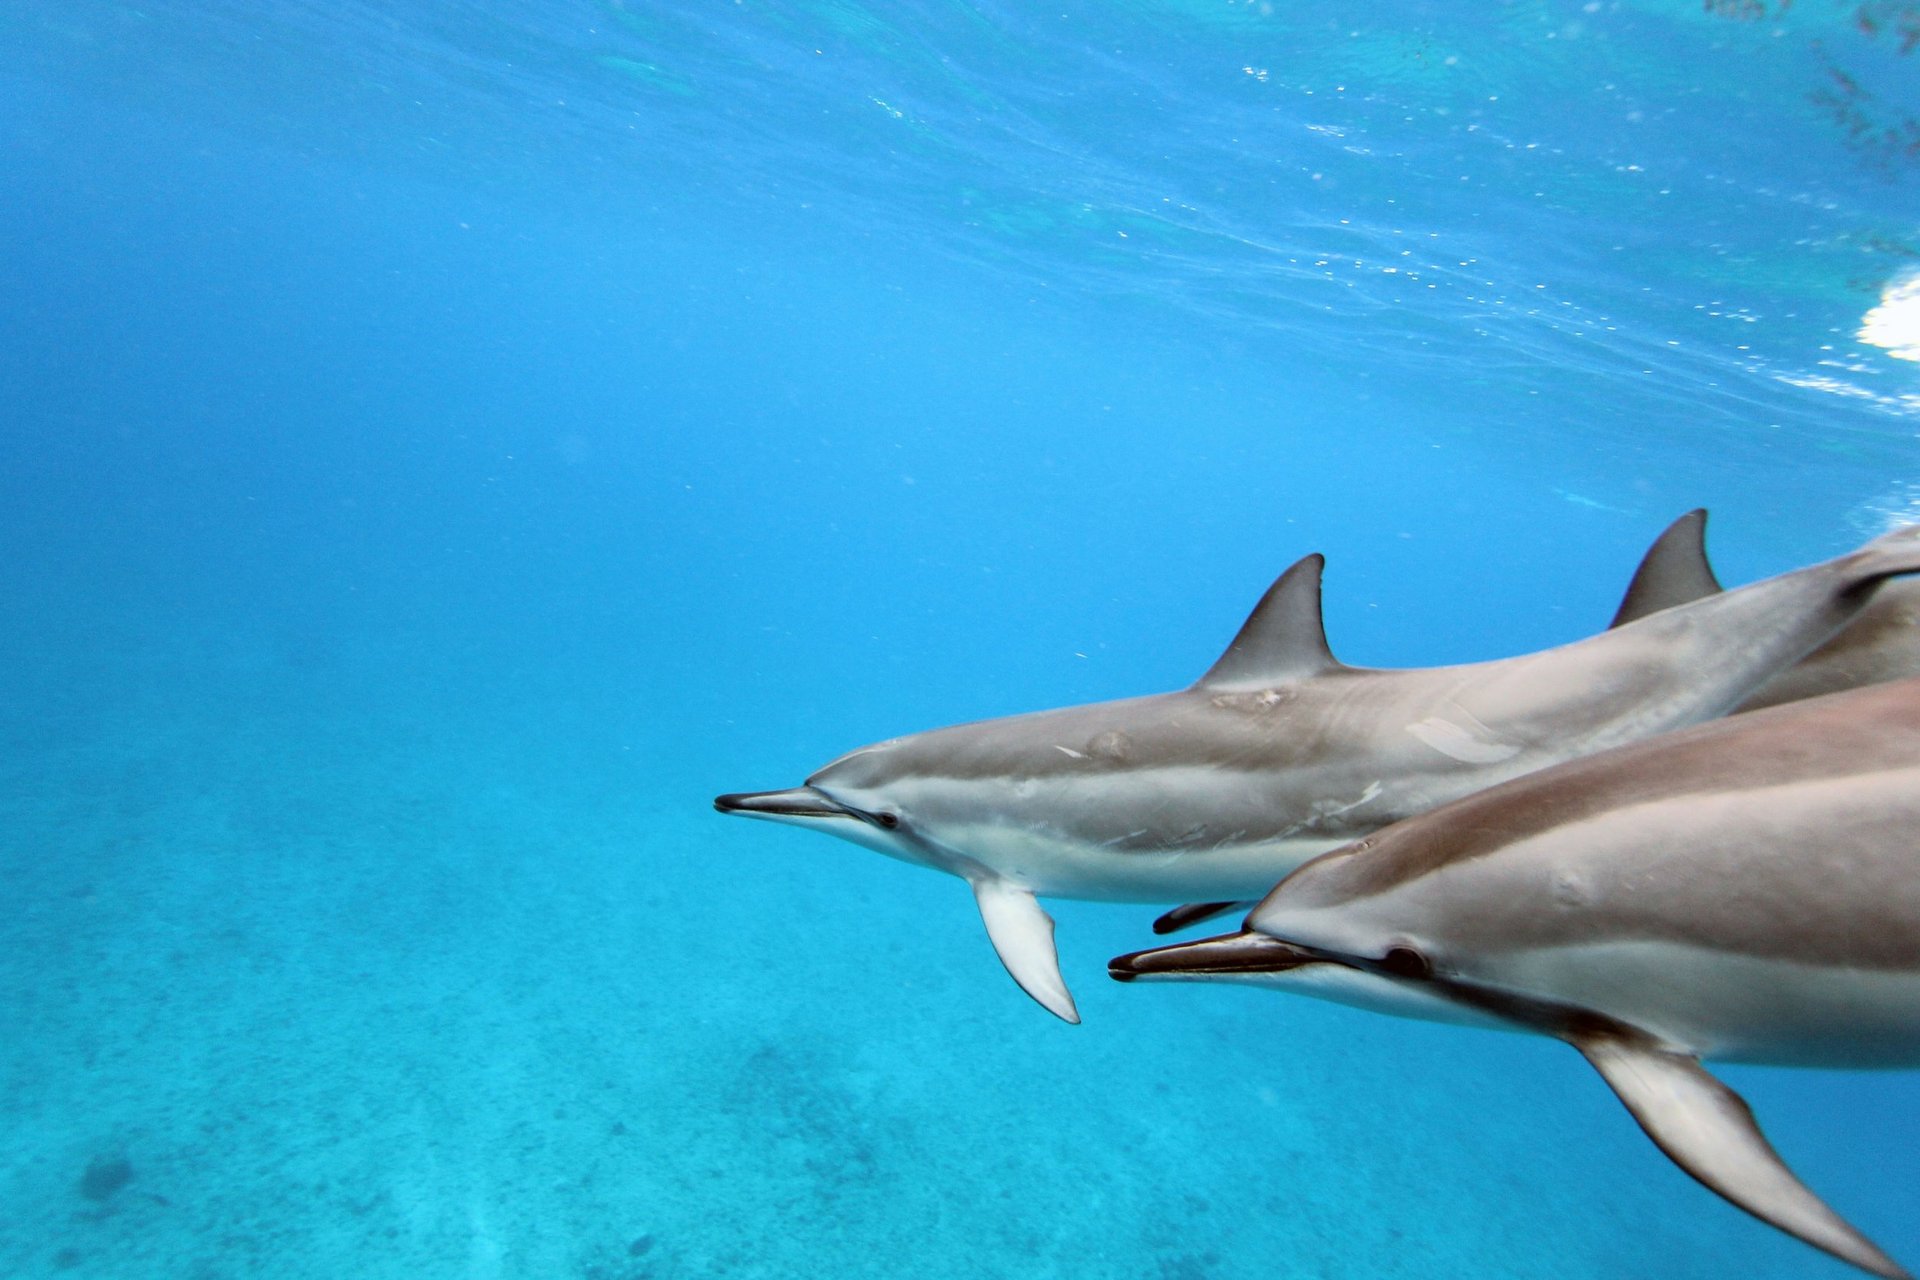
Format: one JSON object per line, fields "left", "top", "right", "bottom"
{"left": 970, "top": 879, "right": 1080, "bottom": 1025}
{"left": 1609, "top": 509, "right": 1722, "bottom": 628}
{"left": 1574, "top": 1031, "right": 1909, "bottom": 1280}
{"left": 1151, "top": 901, "right": 1248, "bottom": 935}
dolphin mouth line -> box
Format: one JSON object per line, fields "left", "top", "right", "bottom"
{"left": 1108, "top": 932, "right": 1319, "bottom": 982}
{"left": 713, "top": 786, "right": 851, "bottom": 819}
{"left": 1111, "top": 930, "right": 1628, "bottom": 1047}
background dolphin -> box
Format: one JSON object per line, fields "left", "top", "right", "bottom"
{"left": 1112, "top": 678, "right": 1920, "bottom": 1278}
{"left": 1161, "top": 512, "right": 1920, "bottom": 937}
{"left": 718, "top": 524, "right": 1920, "bottom": 1023}
{"left": 1611, "top": 508, "right": 1920, "bottom": 711}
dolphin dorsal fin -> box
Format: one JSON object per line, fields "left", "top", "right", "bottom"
{"left": 1196, "top": 554, "right": 1342, "bottom": 691}
{"left": 1609, "top": 509, "right": 1724, "bottom": 628}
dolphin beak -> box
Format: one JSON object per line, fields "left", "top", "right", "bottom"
{"left": 713, "top": 787, "right": 849, "bottom": 819}
{"left": 1109, "top": 930, "right": 1317, "bottom": 982}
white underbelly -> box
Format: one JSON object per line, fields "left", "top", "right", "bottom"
{"left": 1477, "top": 940, "right": 1920, "bottom": 1067}
{"left": 939, "top": 820, "right": 1342, "bottom": 903}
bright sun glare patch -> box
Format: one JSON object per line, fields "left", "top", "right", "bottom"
{"left": 1859, "top": 271, "right": 1920, "bottom": 363}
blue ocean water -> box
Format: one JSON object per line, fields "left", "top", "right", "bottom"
{"left": 3, "top": 2, "right": 1918, "bottom": 1277}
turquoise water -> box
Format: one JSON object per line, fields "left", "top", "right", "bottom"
{"left": 3, "top": 3, "right": 1918, "bottom": 1277}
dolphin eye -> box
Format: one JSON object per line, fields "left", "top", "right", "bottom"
{"left": 874, "top": 812, "right": 900, "bottom": 830}
{"left": 1381, "top": 946, "right": 1431, "bottom": 980}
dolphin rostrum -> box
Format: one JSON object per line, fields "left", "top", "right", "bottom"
{"left": 1111, "top": 678, "right": 1920, "bottom": 1278}
{"left": 717, "top": 523, "right": 1920, "bottom": 1023}
{"left": 1611, "top": 508, "right": 1920, "bottom": 711}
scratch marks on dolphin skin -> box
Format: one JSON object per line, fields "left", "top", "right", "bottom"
{"left": 1310, "top": 780, "right": 1384, "bottom": 826}
{"left": 1406, "top": 716, "right": 1522, "bottom": 764}
{"left": 1051, "top": 731, "right": 1135, "bottom": 764}
{"left": 1552, "top": 868, "right": 1592, "bottom": 907}
{"left": 1208, "top": 687, "right": 1297, "bottom": 712}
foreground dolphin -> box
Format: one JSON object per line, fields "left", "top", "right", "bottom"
{"left": 718, "top": 524, "right": 1920, "bottom": 1023}
{"left": 1612, "top": 508, "right": 1920, "bottom": 711}
{"left": 1111, "top": 678, "right": 1920, "bottom": 1278}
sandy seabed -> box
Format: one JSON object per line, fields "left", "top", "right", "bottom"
{"left": 1, "top": 621, "right": 1911, "bottom": 1280}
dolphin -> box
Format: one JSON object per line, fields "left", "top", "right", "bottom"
{"left": 1111, "top": 677, "right": 1920, "bottom": 1278}
{"left": 1611, "top": 508, "right": 1920, "bottom": 711}
{"left": 717, "top": 523, "right": 1920, "bottom": 1023}
{"left": 1151, "top": 512, "right": 1920, "bottom": 939}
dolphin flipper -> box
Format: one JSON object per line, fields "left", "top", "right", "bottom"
{"left": 1574, "top": 1030, "right": 1909, "bottom": 1280}
{"left": 972, "top": 879, "right": 1080, "bottom": 1024}
{"left": 1152, "top": 901, "right": 1249, "bottom": 935}
{"left": 1610, "top": 510, "right": 1723, "bottom": 628}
